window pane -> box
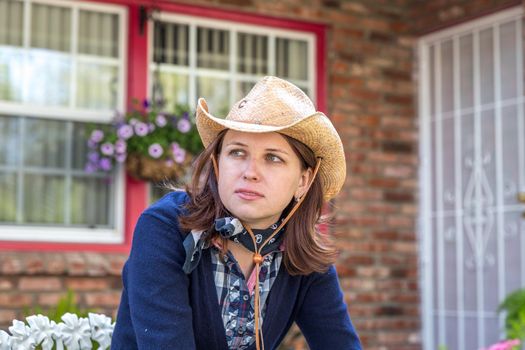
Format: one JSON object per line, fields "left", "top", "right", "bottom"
{"left": 71, "top": 176, "right": 111, "bottom": 226}
{"left": 79, "top": 10, "right": 119, "bottom": 57}
{"left": 71, "top": 122, "right": 90, "bottom": 170}
{"left": 24, "top": 174, "right": 65, "bottom": 223}
{"left": 197, "top": 27, "right": 229, "bottom": 70}
{"left": 237, "top": 32, "right": 268, "bottom": 74}
{"left": 0, "top": 172, "right": 17, "bottom": 222}
{"left": 31, "top": 3, "right": 71, "bottom": 52}
{"left": 0, "top": 115, "right": 19, "bottom": 166}
{"left": 77, "top": 62, "right": 118, "bottom": 109}
{"left": 197, "top": 76, "right": 230, "bottom": 116}
{"left": 0, "top": 47, "right": 24, "bottom": 102}
{"left": 154, "top": 22, "right": 189, "bottom": 66}
{"left": 276, "top": 38, "right": 308, "bottom": 80}
{"left": 0, "top": 0, "right": 23, "bottom": 46}
{"left": 156, "top": 71, "right": 189, "bottom": 108}
{"left": 26, "top": 51, "right": 71, "bottom": 106}
{"left": 24, "top": 118, "right": 67, "bottom": 168}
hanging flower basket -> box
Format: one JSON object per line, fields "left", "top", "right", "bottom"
{"left": 125, "top": 153, "right": 193, "bottom": 182}
{"left": 84, "top": 100, "right": 203, "bottom": 183}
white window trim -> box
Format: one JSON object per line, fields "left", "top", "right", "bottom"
{"left": 147, "top": 12, "right": 317, "bottom": 108}
{"left": 0, "top": 0, "right": 129, "bottom": 244}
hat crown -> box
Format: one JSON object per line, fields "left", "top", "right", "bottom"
{"left": 226, "top": 76, "right": 316, "bottom": 126}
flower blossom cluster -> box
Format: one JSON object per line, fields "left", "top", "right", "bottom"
{"left": 85, "top": 102, "right": 201, "bottom": 173}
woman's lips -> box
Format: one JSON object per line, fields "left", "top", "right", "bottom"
{"left": 235, "top": 189, "right": 264, "bottom": 200}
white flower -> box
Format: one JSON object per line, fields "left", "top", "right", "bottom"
{"left": 89, "top": 313, "right": 114, "bottom": 350}
{"left": 26, "top": 315, "right": 58, "bottom": 350}
{"left": 9, "top": 319, "right": 36, "bottom": 350}
{"left": 0, "top": 330, "right": 11, "bottom": 350}
{"left": 58, "top": 313, "right": 92, "bottom": 350}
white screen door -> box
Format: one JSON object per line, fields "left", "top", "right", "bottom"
{"left": 419, "top": 7, "right": 525, "bottom": 350}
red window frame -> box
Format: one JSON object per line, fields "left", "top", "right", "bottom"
{"left": 0, "top": 0, "right": 327, "bottom": 253}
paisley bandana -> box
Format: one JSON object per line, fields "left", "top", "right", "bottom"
{"left": 182, "top": 217, "right": 285, "bottom": 274}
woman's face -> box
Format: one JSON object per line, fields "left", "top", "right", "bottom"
{"left": 217, "top": 130, "right": 312, "bottom": 229}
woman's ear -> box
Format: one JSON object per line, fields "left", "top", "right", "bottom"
{"left": 294, "top": 167, "right": 313, "bottom": 200}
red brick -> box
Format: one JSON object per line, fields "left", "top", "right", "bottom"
{"left": 38, "top": 292, "right": 78, "bottom": 307}
{"left": 1, "top": 255, "right": 23, "bottom": 275}
{"left": 367, "top": 177, "right": 401, "bottom": 188}
{"left": 0, "top": 310, "right": 17, "bottom": 324}
{"left": 65, "top": 278, "right": 111, "bottom": 291}
{"left": 0, "top": 293, "right": 33, "bottom": 308}
{"left": 25, "top": 254, "right": 45, "bottom": 274}
{"left": 368, "top": 152, "right": 399, "bottom": 163}
{"left": 19, "top": 277, "right": 62, "bottom": 291}
{"left": 0, "top": 278, "right": 14, "bottom": 291}
{"left": 386, "top": 216, "right": 415, "bottom": 229}
{"left": 384, "top": 164, "right": 415, "bottom": 178}
{"left": 45, "top": 254, "right": 66, "bottom": 274}
{"left": 64, "top": 253, "right": 87, "bottom": 276}
{"left": 84, "top": 292, "right": 122, "bottom": 308}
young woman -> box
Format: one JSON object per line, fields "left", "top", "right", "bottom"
{"left": 111, "top": 76, "right": 362, "bottom": 350}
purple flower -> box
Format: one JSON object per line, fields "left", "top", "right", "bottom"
{"left": 115, "top": 153, "right": 127, "bottom": 163}
{"left": 87, "top": 139, "right": 97, "bottom": 149}
{"left": 173, "top": 147, "right": 186, "bottom": 164}
{"left": 177, "top": 119, "right": 191, "bottom": 133}
{"left": 84, "top": 163, "right": 97, "bottom": 173}
{"left": 88, "top": 152, "right": 99, "bottom": 162}
{"left": 134, "top": 122, "right": 149, "bottom": 136}
{"left": 100, "top": 142, "right": 114, "bottom": 156}
{"left": 155, "top": 114, "right": 167, "bottom": 127}
{"left": 115, "top": 139, "right": 127, "bottom": 154}
{"left": 170, "top": 142, "right": 181, "bottom": 153}
{"left": 165, "top": 159, "right": 174, "bottom": 167}
{"left": 142, "top": 99, "right": 150, "bottom": 110}
{"left": 149, "top": 123, "right": 156, "bottom": 132}
{"left": 183, "top": 112, "right": 189, "bottom": 119}
{"left": 129, "top": 118, "right": 138, "bottom": 126}
{"left": 90, "top": 130, "right": 104, "bottom": 143}
{"left": 117, "top": 125, "right": 133, "bottom": 140}
{"left": 99, "top": 157, "right": 112, "bottom": 171}
{"left": 148, "top": 143, "right": 164, "bottom": 159}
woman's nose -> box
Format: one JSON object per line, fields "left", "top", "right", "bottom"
{"left": 242, "top": 158, "right": 260, "bottom": 181}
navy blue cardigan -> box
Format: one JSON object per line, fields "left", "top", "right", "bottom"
{"left": 112, "top": 191, "right": 361, "bottom": 349}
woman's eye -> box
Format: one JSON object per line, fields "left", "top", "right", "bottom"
{"left": 266, "top": 154, "right": 283, "bottom": 163}
{"left": 229, "top": 149, "right": 245, "bottom": 157}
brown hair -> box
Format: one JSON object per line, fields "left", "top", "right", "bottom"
{"left": 179, "top": 130, "right": 338, "bottom": 275}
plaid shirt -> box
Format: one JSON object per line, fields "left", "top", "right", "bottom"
{"left": 211, "top": 246, "right": 282, "bottom": 350}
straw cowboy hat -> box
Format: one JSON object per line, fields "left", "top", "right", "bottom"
{"left": 195, "top": 76, "right": 346, "bottom": 200}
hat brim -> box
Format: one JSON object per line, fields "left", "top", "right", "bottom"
{"left": 196, "top": 98, "right": 346, "bottom": 200}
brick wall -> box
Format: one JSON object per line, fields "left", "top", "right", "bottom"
{"left": 1, "top": 0, "right": 522, "bottom": 349}
{"left": 0, "top": 252, "right": 126, "bottom": 327}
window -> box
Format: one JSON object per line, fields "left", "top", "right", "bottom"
{"left": 0, "top": 0, "right": 127, "bottom": 243}
{"left": 146, "top": 13, "right": 315, "bottom": 198}
{"left": 148, "top": 13, "right": 315, "bottom": 115}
